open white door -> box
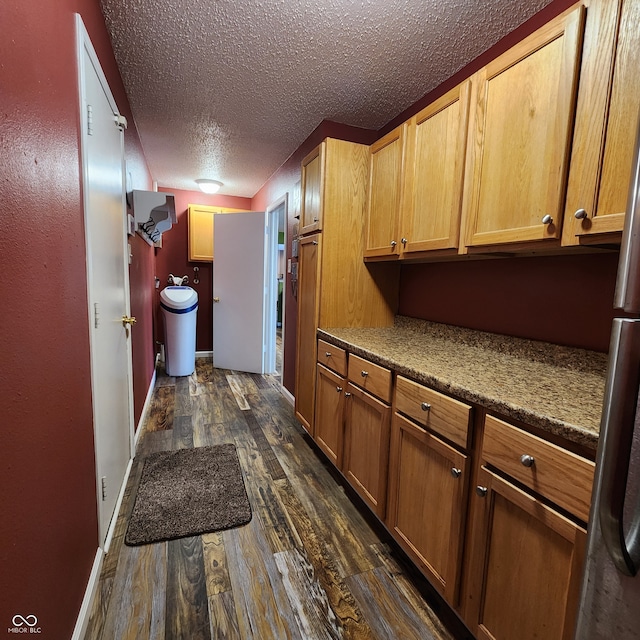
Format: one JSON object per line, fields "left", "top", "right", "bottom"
{"left": 213, "top": 211, "right": 270, "bottom": 373}
{"left": 77, "top": 16, "right": 133, "bottom": 547}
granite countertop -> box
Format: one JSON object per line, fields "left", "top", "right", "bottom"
{"left": 318, "top": 317, "right": 608, "bottom": 451}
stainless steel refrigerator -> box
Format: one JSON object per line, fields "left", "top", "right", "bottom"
{"left": 574, "top": 126, "right": 640, "bottom": 639}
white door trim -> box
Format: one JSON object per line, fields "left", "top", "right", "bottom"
{"left": 76, "top": 13, "right": 134, "bottom": 546}
{"left": 266, "top": 194, "right": 288, "bottom": 376}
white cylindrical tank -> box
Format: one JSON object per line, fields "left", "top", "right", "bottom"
{"left": 160, "top": 286, "right": 198, "bottom": 376}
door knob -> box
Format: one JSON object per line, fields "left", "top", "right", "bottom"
{"left": 121, "top": 315, "right": 137, "bottom": 327}
{"left": 213, "top": 297, "right": 220, "bottom": 302}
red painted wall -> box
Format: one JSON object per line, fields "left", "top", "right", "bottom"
{"left": 156, "top": 188, "right": 252, "bottom": 353}
{"left": 0, "top": 1, "right": 152, "bottom": 637}
{"left": 252, "top": 121, "right": 377, "bottom": 394}
{"left": 399, "top": 253, "right": 619, "bottom": 353}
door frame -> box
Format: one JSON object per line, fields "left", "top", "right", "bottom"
{"left": 76, "top": 14, "right": 134, "bottom": 549}
{"left": 266, "top": 194, "right": 288, "bottom": 376}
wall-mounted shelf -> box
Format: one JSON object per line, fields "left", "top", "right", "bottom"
{"left": 132, "top": 190, "right": 176, "bottom": 246}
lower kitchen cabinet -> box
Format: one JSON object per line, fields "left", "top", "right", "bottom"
{"left": 386, "top": 413, "right": 468, "bottom": 604}
{"left": 342, "top": 382, "right": 391, "bottom": 519}
{"left": 466, "top": 466, "right": 586, "bottom": 640}
{"left": 314, "top": 363, "right": 345, "bottom": 467}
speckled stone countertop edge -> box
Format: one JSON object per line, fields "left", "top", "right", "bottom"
{"left": 317, "top": 328, "right": 601, "bottom": 451}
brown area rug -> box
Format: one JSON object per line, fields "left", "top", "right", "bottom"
{"left": 125, "top": 444, "right": 252, "bottom": 546}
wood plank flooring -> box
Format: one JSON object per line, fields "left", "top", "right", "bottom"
{"left": 85, "top": 359, "right": 471, "bottom": 640}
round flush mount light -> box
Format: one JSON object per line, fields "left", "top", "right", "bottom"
{"left": 195, "top": 179, "right": 223, "bottom": 194}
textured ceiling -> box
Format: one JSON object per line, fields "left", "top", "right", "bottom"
{"left": 100, "top": 0, "right": 554, "bottom": 198}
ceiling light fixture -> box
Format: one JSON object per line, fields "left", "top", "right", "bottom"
{"left": 195, "top": 179, "right": 223, "bottom": 194}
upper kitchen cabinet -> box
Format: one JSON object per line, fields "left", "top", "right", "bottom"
{"left": 188, "top": 204, "right": 246, "bottom": 261}
{"left": 401, "top": 80, "right": 471, "bottom": 256}
{"left": 300, "top": 142, "right": 325, "bottom": 235}
{"left": 364, "top": 124, "right": 406, "bottom": 259}
{"left": 562, "top": 0, "right": 640, "bottom": 245}
{"left": 462, "top": 5, "right": 585, "bottom": 251}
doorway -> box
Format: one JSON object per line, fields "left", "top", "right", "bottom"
{"left": 266, "top": 195, "right": 288, "bottom": 382}
{"left": 77, "top": 15, "right": 134, "bottom": 548}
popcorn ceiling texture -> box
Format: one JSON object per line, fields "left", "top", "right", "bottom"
{"left": 100, "top": 0, "right": 554, "bottom": 197}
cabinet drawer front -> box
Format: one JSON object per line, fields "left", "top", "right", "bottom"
{"left": 394, "top": 376, "right": 471, "bottom": 449}
{"left": 317, "top": 339, "right": 347, "bottom": 376}
{"left": 348, "top": 354, "right": 392, "bottom": 402}
{"left": 482, "top": 415, "right": 594, "bottom": 522}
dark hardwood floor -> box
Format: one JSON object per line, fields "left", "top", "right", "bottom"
{"left": 84, "top": 358, "right": 468, "bottom": 639}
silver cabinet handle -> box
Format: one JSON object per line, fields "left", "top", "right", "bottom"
{"left": 451, "top": 468, "right": 462, "bottom": 479}
{"left": 360, "top": 370, "right": 368, "bottom": 378}
{"left": 598, "top": 318, "right": 640, "bottom": 576}
{"left": 401, "top": 237, "right": 408, "bottom": 247}
{"left": 344, "top": 392, "right": 352, "bottom": 398}
{"left": 421, "top": 402, "right": 431, "bottom": 412}
{"left": 476, "top": 486, "right": 488, "bottom": 498}
{"left": 390, "top": 240, "right": 397, "bottom": 247}
{"left": 311, "top": 240, "right": 318, "bottom": 245}
{"left": 336, "top": 386, "right": 343, "bottom": 393}
{"left": 574, "top": 208, "right": 588, "bottom": 220}
{"left": 325, "top": 351, "right": 331, "bottom": 357}
{"left": 542, "top": 214, "right": 553, "bottom": 225}
{"left": 520, "top": 454, "right": 535, "bottom": 468}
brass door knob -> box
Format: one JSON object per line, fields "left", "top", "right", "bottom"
{"left": 121, "top": 315, "right": 137, "bottom": 327}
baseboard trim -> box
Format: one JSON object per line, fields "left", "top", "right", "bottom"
{"left": 280, "top": 384, "right": 295, "bottom": 406}
{"left": 71, "top": 547, "right": 103, "bottom": 640}
{"left": 196, "top": 350, "right": 213, "bottom": 358}
{"left": 134, "top": 367, "right": 157, "bottom": 452}
{"left": 102, "top": 457, "right": 133, "bottom": 555}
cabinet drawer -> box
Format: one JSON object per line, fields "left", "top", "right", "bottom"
{"left": 348, "top": 354, "right": 392, "bottom": 403}
{"left": 394, "top": 376, "right": 471, "bottom": 449}
{"left": 317, "top": 339, "right": 347, "bottom": 376}
{"left": 482, "top": 415, "right": 595, "bottom": 522}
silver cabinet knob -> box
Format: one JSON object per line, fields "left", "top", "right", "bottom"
{"left": 325, "top": 351, "right": 331, "bottom": 357}
{"left": 520, "top": 454, "right": 535, "bottom": 468}
{"left": 213, "top": 297, "right": 220, "bottom": 303}
{"left": 574, "top": 208, "right": 588, "bottom": 220}
{"left": 390, "top": 240, "right": 397, "bottom": 247}
{"left": 451, "top": 468, "right": 462, "bottom": 479}
{"left": 336, "top": 386, "right": 343, "bottom": 393}
{"left": 344, "top": 392, "right": 352, "bottom": 398}
{"left": 401, "top": 237, "right": 408, "bottom": 247}
{"left": 476, "top": 486, "right": 488, "bottom": 498}
{"left": 311, "top": 240, "right": 318, "bottom": 245}
{"left": 421, "top": 402, "right": 431, "bottom": 412}
{"left": 360, "top": 370, "right": 369, "bottom": 378}
{"left": 542, "top": 214, "right": 553, "bottom": 225}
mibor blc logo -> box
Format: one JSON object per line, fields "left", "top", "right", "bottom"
{"left": 7, "top": 615, "right": 41, "bottom": 634}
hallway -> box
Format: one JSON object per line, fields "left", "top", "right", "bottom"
{"left": 85, "top": 358, "right": 462, "bottom": 639}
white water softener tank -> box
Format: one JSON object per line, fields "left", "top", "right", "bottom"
{"left": 160, "top": 286, "right": 198, "bottom": 376}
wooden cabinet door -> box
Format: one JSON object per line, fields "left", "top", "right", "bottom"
{"left": 314, "top": 363, "right": 345, "bottom": 467}
{"left": 468, "top": 467, "right": 586, "bottom": 640}
{"left": 187, "top": 205, "right": 246, "bottom": 261}
{"left": 402, "top": 81, "right": 471, "bottom": 255}
{"left": 294, "top": 234, "right": 322, "bottom": 435}
{"left": 342, "top": 382, "right": 391, "bottom": 518}
{"left": 563, "top": 0, "right": 640, "bottom": 244}
{"left": 364, "top": 125, "right": 405, "bottom": 259}
{"left": 300, "top": 142, "right": 325, "bottom": 235}
{"left": 386, "top": 413, "right": 468, "bottom": 604}
{"left": 463, "top": 6, "right": 585, "bottom": 249}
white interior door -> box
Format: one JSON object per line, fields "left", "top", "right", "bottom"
{"left": 213, "top": 211, "right": 269, "bottom": 373}
{"left": 78, "top": 17, "right": 133, "bottom": 547}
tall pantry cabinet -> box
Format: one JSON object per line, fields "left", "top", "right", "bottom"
{"left": 294, "top": 138, "right": 398, "bottom": 435}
